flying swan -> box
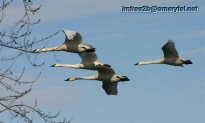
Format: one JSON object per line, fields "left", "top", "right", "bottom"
{"left": 65, "top": 67, "right": 130, "bottom": 95}
{"left": 135, "top": 40, "right": 193, "bottom": 66}
{"left": 33, "top": 29, "right": 95, "bottom": 53}
{"left": 51, "top": 51, "right": 111, "bottom": 70}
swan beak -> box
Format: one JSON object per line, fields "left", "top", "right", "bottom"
{"left": 121, "top": 76, "right": 130, "bottom": 82}
{"left": 184, "top": 60, "right": 193, "bottom": 65}
{"left": 188, "top": 60, "right": 193, "bottom": 64}
{"left": 65, "top": 78, "right": 70, "bottom": 81}
{"left": 122, "top": 78, "right": 130, "bottom": 82}
{"left": 134, "top": 62, "right": 139, "bottom": 65}
{"left": 50, "top": 64, "right": 55, "bottom": 67}
{"left": 33, "top": 49, "right": 38, "bottom": 53}
{"left": 86, "top": 48, "right": 96, "bottom": 52}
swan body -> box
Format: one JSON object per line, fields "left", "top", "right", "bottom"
{"left": 33, "top": 29, "right": 95, "bottom": 53}
{"left": 135, "top": 40, "right": 193, "bottom": 66}
{"left": 65, "top": 67, "right": 130, "bottom": 95}
{"left": 51, "top": 52, "right": 111, "bottom": 70}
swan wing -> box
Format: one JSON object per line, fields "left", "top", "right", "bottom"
{"left": 162, "top": 40, "right": 179, "bottom": 59}
{"left": 102, "top": 82, "right": 118, "bottom": 95}
{"left": 97, "top": 67, "right": 116, "bottom": 76}
{"left": 78, "top": 52, "right": 98, "bottom": 63}
{"left": 62, "top": 29, "right": 82, "bottom": 45}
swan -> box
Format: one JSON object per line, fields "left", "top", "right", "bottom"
{"left": 65, "top": 67, "right": 130, "bottom": 95}
{"left": 51, "top": 51, "right": 111, "bottom": 70}
{"left": 135, "top": 40, "right": 193, "bottom": 66}
{"left": 33, "top": 29, "right": 95, "bottom": 53}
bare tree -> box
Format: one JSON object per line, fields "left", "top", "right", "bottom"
{"left": 0, "top": 0, "right": 69, "bottom": 122}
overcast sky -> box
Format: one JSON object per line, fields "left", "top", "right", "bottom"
{"left": 1, "top": 0, "right": 205, "bottom": 123}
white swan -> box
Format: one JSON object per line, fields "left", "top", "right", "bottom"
{"left": 65, "top": 67, "right": 130, "bottom": 95}
{"left": 51, "top": 51, "right": 111, "bottom": 70}
{"left": 135, "top": 40, "right": 193, "bottom": 66}
{"left": 33, "top": 29, "right": 95, "bottom": 53}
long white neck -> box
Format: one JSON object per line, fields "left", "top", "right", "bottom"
{"left": 74, "top": 75, "right": 98, "bottom": 81}
{"left": 37, "top": 44, "right": 66, "bottom": 52}
{"left": 138, "top": 59, "right": 164, "bottom": 65}
{"left": 54, "top": 64, "right": 83, "bottom": 69}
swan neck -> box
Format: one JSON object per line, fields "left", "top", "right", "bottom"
{"left": 38, "top": 45, "right": 65, "bottom": 52}
{"left": 55, "top": 64, "right": 83, "bottom": 68}
{"left": 139, "top": 59, "right": 163, "bottom": 65}
{"left": 76, "top": 75, "right": 98, "bottom": 81}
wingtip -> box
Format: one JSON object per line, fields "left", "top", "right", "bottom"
{"left": 105, "top": 92, "right": 117, "bottom": 96}
{"left": 167, "top": 39, "right": 174, "bottom": 44}
{"left": 107, "top": 94, "right": 117, "bottom": 96}
{"left": 61, "top": 29, "right": 77, "bottom": 34}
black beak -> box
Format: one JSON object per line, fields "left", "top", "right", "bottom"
{"left": 50, "top": 64, "right": 55, "bottom": 67}
{"left": 121, "top": 78, "right": 130, "bottom": 81}
{"left": 65, "top": 78, "right": 70, "bottom": 81}
{"left": 134, "top": 62, "right": 139, "bottom": 66}
{"left": 184, "top": 60, "right": 193, "bottom": 65}
{"left": 121, "top": 76, "right": 130, "bottom": 82}
{"left": 86, "top": 48, "right": 96, "bottom": 52}
{"left": 33, "top": 49, "right": 37, "bottom": 53}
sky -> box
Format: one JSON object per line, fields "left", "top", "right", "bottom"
{"left": 1, "top": 0, "right": 205, "bottom": 123}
